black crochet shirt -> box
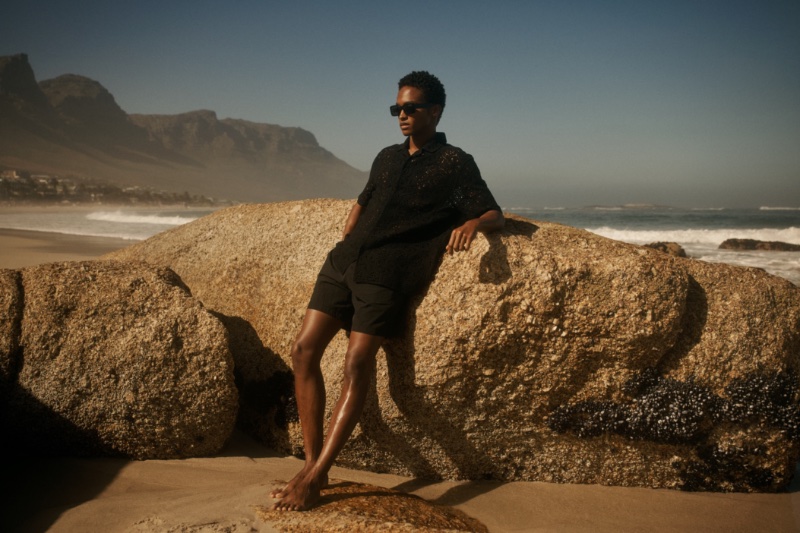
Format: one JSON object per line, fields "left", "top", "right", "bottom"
{"left": 330, "top": 132, "right": 501, "bottom": 296}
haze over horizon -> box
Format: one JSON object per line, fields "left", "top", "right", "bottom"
{"left": 2, "top": 1, "right": 798, "bottom": 209}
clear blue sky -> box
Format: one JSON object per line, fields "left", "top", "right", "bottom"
{"left": 3, "top": 0, "right": 799, "bottom": 208}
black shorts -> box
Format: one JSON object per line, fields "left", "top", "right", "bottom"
{"left": 308, "top": 253, "right": 404, "bottom": 338}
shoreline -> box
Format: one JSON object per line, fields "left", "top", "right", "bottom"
{"left": 0, "top": 227, "right": 133, "bottom": 269}
{"left": 0, "top": 202, "right": 226, "bottom": 213}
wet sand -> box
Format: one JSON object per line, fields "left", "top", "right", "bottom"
{"left": 0, "top": 228, "right": 132, "bottom": 269}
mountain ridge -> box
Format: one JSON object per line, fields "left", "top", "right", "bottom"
{"left": 0, "top": 54, "right": 366, "bottom": 202}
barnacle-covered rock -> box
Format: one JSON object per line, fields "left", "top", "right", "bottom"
{"left": 105, "top": 200, "right": 800, "bottom": 491}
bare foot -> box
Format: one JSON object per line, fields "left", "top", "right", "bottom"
{"left": 272, "top": 471, "right": 325, "bottom": 511}
{"left": 270, "top": 466, "right": 328, "bottom": 500}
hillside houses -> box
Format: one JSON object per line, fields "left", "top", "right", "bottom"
{"left": 0, "top": 169, "right": 223, "bottom": 206}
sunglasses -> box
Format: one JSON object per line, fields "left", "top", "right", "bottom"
{"left": 389, "top": 102, "right": 434, "bottom": 116}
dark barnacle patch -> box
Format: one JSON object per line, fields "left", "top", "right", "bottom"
{"left": 548, "top": 368, "right": 800, "bottom": 491}
{"left": 624, "top": 378, "right": 720, "bottom": 444}
{"left": 720, "top": 372, "right": 800, "bottom": 439}
{"left": 549, "top": 374, "right": 721, "bottom": 445}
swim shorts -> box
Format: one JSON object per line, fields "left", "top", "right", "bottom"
{"left": 307, "top": 252, "right": 404, "bottom": 338}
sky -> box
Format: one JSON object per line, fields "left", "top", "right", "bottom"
{"left": 2, "top": 0, "right": 799, "bottom": 208}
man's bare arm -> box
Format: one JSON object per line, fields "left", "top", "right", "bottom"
{"left": 342, "top": 203, "right": 364, "bottom": 240}
{"left": 446, "top": 209, "right": 504, "bottom": 254}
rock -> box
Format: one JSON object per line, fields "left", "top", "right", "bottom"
{"left": 255, "top": 481, "right": 487, "bottom": 532}
{"left": 105, "top": 200, "right": 800, "bottom": 491}
{"left": 0, "top": 53, "right": 49, "bottom": 107}
{"left": 1, "top": 260, "right": 238, "bottom": 458}
{"left": 645, "top": 241, "right": 687, "bottom": 257}
{"left": 40, "top": 74, "right": 132, "bottom": 130}
{"left": 0, "top": 269, "right": 22, "bottom": 383}
{"left": 719, "top": 238, "right": 800, "bottom": 251}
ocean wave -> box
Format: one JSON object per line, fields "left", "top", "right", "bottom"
{"left": 86, "top": 211, "right": 198, "bottom": 226}
{"left": 760, "top": 206, "right": 800, "bottom": 211}
{"left": 587, "top": 226, "right": 800, "bottom": 246}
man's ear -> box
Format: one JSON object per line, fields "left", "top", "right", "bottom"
{"left": 433, "top": 104, "right": 443, "bottom": 123}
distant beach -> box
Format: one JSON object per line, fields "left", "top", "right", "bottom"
{"left": 0, "top": 228, "right": 130, "bottom": 269}
{"left": 0, "top": 204, "right": 215, "bottom": 269}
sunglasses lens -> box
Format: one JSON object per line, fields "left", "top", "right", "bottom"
{"left": 390, "top": 103, "right": 429, "bottom": 116}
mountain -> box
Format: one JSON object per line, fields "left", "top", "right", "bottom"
{"left": 0, "top": 54, "right": 366, "bottom": 202}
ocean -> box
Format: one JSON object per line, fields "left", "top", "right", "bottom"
{"left": 506, "top": 205, "right": 800, "bottom": 286}
{"left": 0, "top": 205, "right": 798, "bottom": 286}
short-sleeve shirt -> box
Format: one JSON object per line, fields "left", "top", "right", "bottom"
{"left": 330, "top": 132, "right": 501, "bottom": 296}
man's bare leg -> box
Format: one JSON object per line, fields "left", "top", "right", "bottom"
{"left": 270, "top": 309, "right": 342, "bottom": 500}
{"left": 273, "top": 331, "right": 384, "bottom": 511}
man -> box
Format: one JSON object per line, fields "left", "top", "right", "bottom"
{"left": 271, "top": 71, "right": 504, "bottom": 511}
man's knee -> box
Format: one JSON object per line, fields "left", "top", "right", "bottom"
{"left": 342, "top": 348, "right": 377, "bottom": 384}
{"left": 291, "top": 338, "right": 322, "bottom": 373}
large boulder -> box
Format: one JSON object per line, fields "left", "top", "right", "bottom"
{"left": 105, "top": 200, "right": 800, "bottom": 491}
{"left": 0, "top": 261, "right": 238, "bottom": 458}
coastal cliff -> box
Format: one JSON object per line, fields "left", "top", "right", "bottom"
{"left": 0, "top": 53, "right": 366, "bottom": 203}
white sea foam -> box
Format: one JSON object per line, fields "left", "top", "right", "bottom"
{"left": 86, "top": 211, "right": 197, "bottom": 226}
{"left": 586, "top": 226, "right": 800, "bottom": 285}
{"left": 760, "top": 206, "right": 800, "bottom": 211}
{"left": 0, "top": 208, "right": 211, "bottom": 241}
{"left": 587, "top": 226, "right": 800, "bottom": 246}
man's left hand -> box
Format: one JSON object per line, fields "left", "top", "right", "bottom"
{"left": 446, "top": 219, "right": 480, "bottom": 254}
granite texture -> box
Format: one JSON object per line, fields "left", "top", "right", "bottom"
{"left": 255, "top": 481, "right": 488, "bottom": 532}
{"left": 1, "top": 260, "right": 238, "bottom": 458}
{"left": 0, "top": 269, "right": 21, "bottom": 382}
{"left": 106, "top": 200, "right": 800, "bottom": 491}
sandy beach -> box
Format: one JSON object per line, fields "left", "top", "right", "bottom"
{"left": 5, "top": 430, "right": 800, "bottom": 533}
{"left": 0, "top": 228, "right": 131, "bottom": 269}
{"left": 2, "top": 224, "right": 800, "bottom": 532}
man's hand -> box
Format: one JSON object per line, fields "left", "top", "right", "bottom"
{"left": 446, "top": 209, "right": 505, "bottom": 254}
{"left": 446, "top": 219, "right": 480, "bottom": 254}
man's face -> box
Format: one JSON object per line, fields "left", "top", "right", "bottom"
{"left": 396, "top": 86, "right": 440, "bottom": 138}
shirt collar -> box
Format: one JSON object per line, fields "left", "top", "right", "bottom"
{"left": 396, "top": 132, "right": 448, "bottom": 154}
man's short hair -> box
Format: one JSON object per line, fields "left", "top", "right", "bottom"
{"left": 398, "top": 71, "right": 446, "bottom": 110}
